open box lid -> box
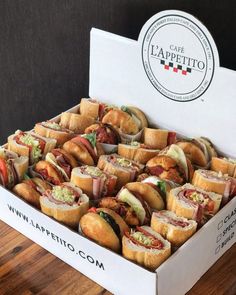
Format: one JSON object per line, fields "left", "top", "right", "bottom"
{"left": 89, "top": 10, "right": 235, "bottom": 157}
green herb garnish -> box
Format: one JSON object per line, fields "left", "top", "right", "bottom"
{"left": 157, "top": 181, "right": 166, "bottom": 195}
{"left": 82, "top": 132, "right": 96, "bottom": 148}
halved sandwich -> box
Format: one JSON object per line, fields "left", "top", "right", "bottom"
{"left": 71, "top": 166, "right": 117, "bottom": 199}
{"left": 97, "top": 154, "right": 144, "bottom": 189}
{"left": 176, "top": 137, "right": 217, "bottom": 168}
{"left": 146, "top": 144, "right": 194, "bottom": 185}
{"left": 122, "top": 226, "right": 171, "bottom": 270}
{"left": 13, "top": 177, "right": 51, "bottom": 208}
{"left": 0, "top": 147, "right": 28, "bottom": 189}
{"left": 59, "top": 112, "right": 95, "bottom": 134}
{"left": 63, "top": 133, "right": 104, "bottom": 166}
{"left": 211, "top": 156, "right": 236, "bottom": 177}
{"left": 118, "top": 141, "right": 159, "bottom": 164}
{"left": 40, "top": 182, "right": 89, "bottom": 228}
{"left": 34, "top": 121, "right": 74, "bottom": 146}
{"left": 79, "top": 98, "right": 115, "bottom": 120}
{"left": 143, "top": 128, "right": 176, "bottom": 149}
{"left": 8, "top": 130, "right": 56, "bottom": 165}
{"left": 79, "top": 207, "right": 129, "bottom": 253}
{"left": 151, "top": 210, "right": 197, "bottom": 246}
{"left": 167, "top": 183, "right": 222, "bottom": 223}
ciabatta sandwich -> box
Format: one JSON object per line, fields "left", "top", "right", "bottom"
{"left": 122, "top": 226, "right": 171, "bottom": 270}
{"left": 71, "top": 166, "right": 117, "bottom": 199}
{"left": 40, "top": 182, "right": 89, "bottom": 228}
{"left": 151, "top": 210, "right": 197, "bottom": 246}
{"left": 79, "top": 207, "right": 129, "bottom": 253}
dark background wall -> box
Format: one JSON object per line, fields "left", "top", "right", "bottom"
{"left": 1, "top": 0, "right": 236, "bottom": 143}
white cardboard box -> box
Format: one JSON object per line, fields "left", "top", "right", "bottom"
{"left": 0, "top": 10, "right": 236, "bottom": 295}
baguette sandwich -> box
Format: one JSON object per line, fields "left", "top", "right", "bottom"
{"left": 143, "top": 128, "right": 176, "bottom": 149}
{"left": 79, "top": 207, "right": 129, "bottom": 252}
{"left": 40, "top": 182, "right": 89, "bottom": 228}
{"left": 79, "top": 98, "right": 115, "bottom": 120}
{"left": 97, "top": 154, "right": 144, "bottom": 189}
{"left": 8, "top": 130, "right": 56, "bottom": 165}
{"left": 59, "top": 112, "right": 95, "bottom": 134}
{"left": 122, "top": 226, "right": 171, "bottom": 270}
{"left": 167, "top": 183, "right": 222, "bottom": 223}
{"left": 146, "top": 144, "right": 194, "bottom": 184}
{"left": 211, "top": 156, "right": 236, "bottom": 177}
{"left": 71, "top": 166, "right": 117, "bottom": 199}
{"left": 151, "top": 210, "right": 197, "bottom": 246}
{"left": 34, "top": 121, "right": 74, "bottom": 146}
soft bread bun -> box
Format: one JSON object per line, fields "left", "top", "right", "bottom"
{"left": 125, "top": 182, "right": 164, "bottom": 210}
{"left": 40, "top": 183, "right": 89, "bottom": 228}
{"left": 80, "top": 208, "right": 129, "bottom": 252}
{"left": 122, "top": 226, "right": 171, "bottom": 270}
{"left": 143, "top": 128, "right": 176, "bottom": 149}
{"left": 151, "top": 210, "right": 197, "bottom": 246}
{"left": 35, "top": 160, "right": 64, "bottom": 184}
{"left": 63, "top": 140, "right": 94, "bottom": 166}
{"left": 79, "top": 98, "right": 100, "bottom": 119}
{"left": 211, "top": 157, "right": 236, "bottom": 177}
{"left": 102, "top": 109, "right": 139, "bottom": 135}
{"left": 176, "top": 141, "right": 207, "bottom": 167}
{"left": 60, "top": 112, "right": 95, "bottom": 133}
{"left": 13, "top": 182, "right": 41, "bottom": 208}
{"left": 118, "top": 143, "right": 159, "bottom": 164}
{"left": 34, "top": 123, "right": 73, "bottom": 146}
{"left": 167, "top": 183, "right": 222, "bottom": 219}
{"left": 126, "top": 106, "right": 148, "bottom": 129}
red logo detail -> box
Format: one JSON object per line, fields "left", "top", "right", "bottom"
{"left": 164, "top": 65, "right": 169, "bottom": 70}
{"left": 182, "top": 70, "right": 187, "bottom": 75}
{"left": 173, "top": 68, "right": 178, "bottom": 73}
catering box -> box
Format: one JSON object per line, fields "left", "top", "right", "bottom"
{"left": 0, "top": 10, "right": 236, "bottom": 295}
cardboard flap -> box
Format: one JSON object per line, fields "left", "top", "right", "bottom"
{"left": 89, "top": 10, "right": 236, "bottom": 157}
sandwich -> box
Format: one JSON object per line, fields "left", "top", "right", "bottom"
{"left": 79, "top": 98, "right": 115, "bottom": 120}
{"left": 211, "top": 156, "right": 236, "bottom": 177}
{"left": 97, "top": 154, "right": 144, "bottom": 189}
{"left": 71, "top": 166, "right": 117, "bottom": 199}
{"left": 85, "top": 123, "right": 121, "bottom": 145}
{"left": 40, "top": 182, "right": 89, "bottom": 228}
{"left": 118, "top": 141, "right": 159, "bottom": 164}
{"left": 146, "top": 144, "right": 194, "bottom": 184}
{"left": 8, "top": 130, "right": 57, "bottom": 165}
{"left": 45, "top": 148, "right": 78, "bottom": 181}
{"left": 63, "top": 133, "right": 104, "bottom": 166}
{"left": 79, "top": 207, "right": 129, "bottom": 252}
{"left": 0, "top": 147, "right": 28, "bottom": 189}
{"left": 122, "top": 226, "right": 171, "bottom": 270}
{"left": 59, "top": 112, "right": 95, "bottom": 134}
{"left": 13, "top": 177, "right": 51, "bottom": 208}
{"left": 167, "top": 183, "right": 222, "bottom": 223}
{"left": 34, "top": 160, "right": 64, "bottom": 185}
{"left": 102, "top": 105, "right": 148, "bottom": 135}
{"left": 34, "top": 121, "right": 74, "bottom": 146}
{"left": 192, "top": 169, "right": 236, "bottom": 204}
{"left": 151, "top": 210, "right": 197, "bottom": 246}
{"left": 176, "top": 137, "right": 217, "bottom": 168}
{"left": 116, "top": 187, "right": 152, "bottom": 225}
{"left": 143, "top": 128, "right": 176, "bottom": 149}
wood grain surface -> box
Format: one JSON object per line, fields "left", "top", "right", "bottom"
{"left": 0, "top": 220, "right": 235, "bottom": 295}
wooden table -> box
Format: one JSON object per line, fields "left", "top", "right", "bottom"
{"left": 0, "top": 220, "right": 235, "bottom": 295}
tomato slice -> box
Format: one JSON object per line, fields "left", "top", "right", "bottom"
{"left": 0, "top": 158, "right": 8, "bottom": 185}
{"left": 106, "top": 177, "right": 117, "bottom": 195}
{"left": 88, "top": 207, "right": 97, "bottom": 213}
{"left": 207, "top": 199, "right": 215, "bottom": 213}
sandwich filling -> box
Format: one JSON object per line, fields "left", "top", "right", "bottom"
{"left": 86, "top": 123, "right": 120, "bottom": 145}
{"left": 0, "top": 158, "right": 18, "bottom": 188}
{"left": 154, "top": 211, "right": 189, "bottom": 228}
{"left": 125, "top": 227, "right": 164, "bottom": 249}
{"left": 41, "top": 121, "right": 72, "bottom": 133}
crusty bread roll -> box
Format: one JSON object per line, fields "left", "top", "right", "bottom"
{"left": 118, "top": 143, "right": 159, "bottom": 164}
{"left": 151, "top": 210, "right": 197, "bottom": 246}
{"left": 167, "top": 183, "right": 222, "bottom": 222}
{"left": 35, "top": 160, "right": 64, "bottom": 185}
{"left": 126, "top": 106, "right": 148, "bottom": 129}
{"left": 40, "top": 183, "right": 89, "bottom": 228}
{"left": 80, "top": 208, "right": 129, "bottom": 252}
{"left": 97, "top": 154, "right": 144, "bottom": 189}
{"left": 122, "top": 226, "right": 171, "bottom": 270}
{"left": 143, "top": 128, "right": 176, "bottom": 149}
{"left": 79, "top": 98, "right": 100, "bottom": 119}
{"left": 34, "top": 122, "right": 74, "bottom": 146}
{"left": 60, "top": 112, "right": 95, "bottom": 133}
{"left": 211, "top": 157, "right": 236, "bottom": 177}
{"left": 125, "top": 182, "right": 164, "bottom": 210}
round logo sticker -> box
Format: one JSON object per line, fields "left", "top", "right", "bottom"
{"left": 141, "top": 12, "right": 218, "bottom": 102}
